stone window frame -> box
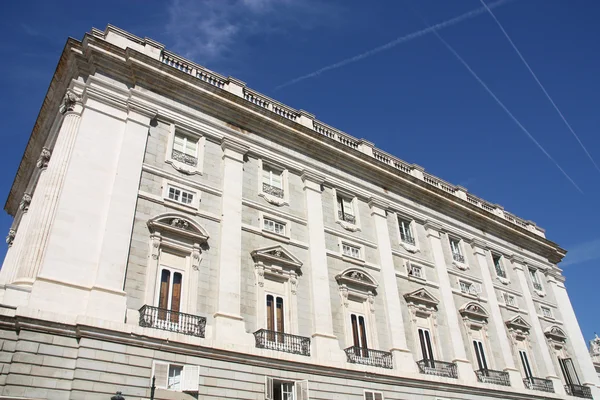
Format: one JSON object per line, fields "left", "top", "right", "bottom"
{"left": 332, "top": 187, "right": 361, "bottom": 232}
{"left": 459, "top": 302, "right": 494, "bottom": 371}
{"left": 505, "top": 316, "right": 537, "bottom": 379}
{"left": 163, "top": 179, "right": 200, "bottom": 211}
{"left": 528, "top": 267, "right": 546, "bottom": 297}
{"left": 404, "top": 288, "right": 441, "bottom": 362}
{"left": 540, "top": 305, "right": 554, "bottom": 319}
{"left": 151, "top": 360, "right": 200, "bottom": 392}
{"left": 406, "top": 260, "right": 426, "bottom": 282}
{"left": 394, "top": 213, "right": 420, "bottom": 254}
{"left": 165, "top": 123, "right": 205, "bottom": 175}
{"left": 447, "top": 235, "right": 469, "bottom": 271}
{"left": 338, "top": 237, "right": 365, "bottom": 265}
{"left": 363, "top": 390, "right": 384, "bottom": 400}
{"left": 257, "top": 158, "right": 290, "bottom": 207}
{"left": 265, "top": 376, "right": 309, "bottom": 400}
{"left": 490, "top": 252, "right": 510, "bottom": 285}
{"left": 259, "top": 211, "right": 291, "bottom": 241}
{"left": 502, "top": 292, "right": 518, "bottom": 310}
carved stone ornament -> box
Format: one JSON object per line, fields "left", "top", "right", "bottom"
{"left": 590, "top": 334, "right": 600, "bottom": 356}
{"left": 19, "top": 193, "right": 32, "bottom": 212}
{"left": 60, "top": 89, "right": 81, "bottom": 114}
{"left": 545, "top": 326, "right": 567, "bottom": 343}
{"left": 6, "top": 229, "right": 16, "bottom": 247}
{"left": 252, "top": 245, "right": 303, "bottom": 294}
{"left": 405, "top": 288, "right": 439, "bottom": 322}
{"left": 147, "top": 213, "right": 209, "bottom": 243}
{"left": 506, "top": 315, "right": 531, "bottom": 342}
{"left": 36, "top": 147, "right": 51, "bottom": 169}
{"left": 150, "top": 233, "right": 161, "bottom": 260}
{"left": 460, "top": 301, "right": 489, "bottom": 330}
{"left": 191, "top": 244, "right": 202, "bottom": 271}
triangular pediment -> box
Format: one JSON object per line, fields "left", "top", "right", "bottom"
{"left": 251, "top": 245, "right": 302, "bottom": 269}
{"left": 404, "top": 288, "right": 439, "bottom": 307}
{"left": 506, "top": 315, "right": 531, "bottom": 331}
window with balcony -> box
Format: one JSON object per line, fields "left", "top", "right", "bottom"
{"left": 364, "top": 391, "right": 383, "bottom": 400}
{"left": 398, "top": 218, "right": 415, "bottom": 245}
{"left": 529, "top": 268, "right": 544, "bottom": 292}
{"left": 449, "top": 237, "right": 465, "bottom": 264}
{"left": 158, "top": 266, "right": 183, "bottom": 323}
{"left": 262, "top": 164, "right": 284, "bottom": 198}
{"left": 173, "top": 133, "right": 198, "bottom": 165}
{"left": 265, "top": 377, "right": 309, "bottom": 400}
{"left": 152, "top": 361, "right": 200, "bottom": 392}
{"left": 166, "top": 126, "right": 205, "bottom": 175}
{"left": 337, "top": 195, "right": 356, "bottom": 224}
{"left": 493, "top": 254, "right": 508, "bottom": 283}
{"left": 560, "top": 357, "right": 592, "bottom": 398}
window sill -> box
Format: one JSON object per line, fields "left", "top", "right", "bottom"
{"left": 534, "top": 289, "right": 546, "bottom": 298}
{"left": 341, "top": 255, "right": 365, "bottom": 266}
{"left": 496, "top": 276, "right": 510, "bottom": 285}
{"left": 408, "top": 275, "right": 427, "bottom": 284}
{"left": 400, "top": 241, "right": 420, "bottom": 254}
{"left": 166, "top": 158, "right": 202, "bottom": 175}
{"left": 504, "top": 304, "right": 519, "bottom": 312}
{"left": 259, "top": 192, "right": 288, "bottom": 207}
{"left": 164, "top": 198, "right": 198, "bottom": 212}
{"left": 452, "top": 261, "right": 469, "bottom": 271}
{"left": 261, "top": 229, "right": 291, "bottom": 243}
{"left": 336, "top": 219, "right": 360, "bottom": 232}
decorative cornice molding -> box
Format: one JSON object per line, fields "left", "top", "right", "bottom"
{"left": 300, "top": 170, "right": 325, "bottom": 187}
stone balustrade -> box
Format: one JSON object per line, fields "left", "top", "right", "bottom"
{"left": 158, "top": 49, "right": 545, "bottom": 238}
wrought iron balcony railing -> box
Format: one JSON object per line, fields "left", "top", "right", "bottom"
{"left": 344, "top": 346, "right": 393, "bottom": 369}
{"left": 416, "top": 359, "right": 458, "bottom": 379}
{"left": 401, "top": 234, "right": 415, "bottom": 245}
{"left": 253, "top": 329, "right": 310, "bottom": 356}
{"left": 523, "top": 377, "right": 554, "bottom": 393}
{"left": 338, "top": 210, "right": 356, "bottom": 224}
{"left": 533, "top": 282, "right": 543, "bottom": 291}
{"left": 171, "top": 149, "right": 198, "bottom": 167}
{"left": 452, "top": 252, "right": 465, "bottom": 263}
{"left": 475, "top": 369, "right": 510, "bottom": 386}
{"left": 565, "top": 384, "right": 593, "bottom": 399}
{"left": 138, "top": 305, "right": 206, "bottom": 338}
{"left": 262, "top": 183, "right": 284, "bottom": 198}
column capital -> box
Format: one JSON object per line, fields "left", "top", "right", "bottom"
{"left": 36, "top": 147, "right": 51, "bottom": 169}
{"left": 509, "top": 254, "right": 525, "bottom": 271}
{"left": 424, "top": 220, "right": 443, "bottom": 238}
{"left": 59, "top": 89, "right": 83, "bottom": 115}
{"left": 301, "top": 170, "right": 325, "bottom": 192}
{"left": 221, "top": 139, "right": 249, "bottom": 163}
{"left": 19, "top": 193, "right": 32, "bottom": 213}
{"left": 368, "top": 197, "right": 389, "bottom": 217}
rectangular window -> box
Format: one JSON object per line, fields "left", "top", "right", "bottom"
{"left": 408, "top": 263, "right": 423, "bottom": 279}
{"left": 418, "top": 328, "right": 435, "bottom": 362}
{"left": 503, "top": 293, "right": 517, "bottom": 308}
{"left": 351, "top": 313, "right": 369, "bottom": 351}
{"left": 167, "top": 185, "right": 194, "bottom": 205}
{"left": 265, "top": 377, "right": 309, "bottom": 400}
{"left": 559, "top": 357, "right": 580, "bottom": 386}
{"left": 337, "top": 195, "right": 356, "bottom": 224}
{"left": 493, "top": 254, "right": 506, "bottom": 278}
{"left": 266, "top": 294, "right": 285, "bottom": 341}
{"left": 529, "top": 268, "right": 543, "bottom": 291}
{"left": 342, "top": 243, "right": 361, "bottom": 259}
{"left": 398, "top": 218, "right": 415, "bottom": 245}
{"left": 364, "top": 391, "right": 384, "bottom": 400}
{"left": 262, "top": 164, "right": 284, "bottom": 199}
{"left": 264, "top": 218, "right": 286, "bottom": 236}
{"left": 449, "top": 238, "right": 464, "bottom": 263}
{"left": 541, "top": 306, "right": 553, "bottom": 318}
{"left": 473, "top": 340, "right": 489, "bottom": 371}
{"left": 158, "top": 268, "right": 183, "bottom": 322}
{"left": 152, "top": 362, "right": 200, "bottom": 392}
{"left": 173, "top": 133, "right": 199, "bottom": 166}
{"left": 519, "top": 350, "right": 533, "bottom": 379}
{"left": 459, "top": 280, "right": 473, "bottom": 294}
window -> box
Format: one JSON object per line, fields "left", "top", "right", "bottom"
{"left": 559, "top": 357, "right": 581, "bottom": 387}
{"left": 351, "top": 313, "right": 369, "bottom": 350}
{"left": 152, "top": 361, "right": 200, "bottom": 392}
{"left": 519, "top": 350, "right": 533, "bottom": 379}
{"left": 473, "top": 340, "right": 489, "bottom": 371}
{"left": 503, "top": 293, "right": 517, "bottom": 308}
{"left": 266, "top": 294, "right": 285, "bottom": 339}
{"left": 264, "top": 218, "right": 286, "bottom": 236}
{"left": 172, "top": 133, "right": 198, "bottom": 166}
{"left": 449, "top": 238, "right": 464, "bottom": 263}
{"left": 158, "top": 268, "right": 183, "bottom": 322}
{"left": 418, "top": 328, "right": 435, "bottom": 361}
{"left": 337, "top": 195, "right": 356, "bottom": 224}
{"left": 262, "top": 164, "right": 284, "bottom": 198}
{"left": 342, "top": 243, "right": 361, "bottom": 259}
{"left": 364, "top": 391, "right": 383, "bottom": 400}
{"left": 492, "top": 254, "right": 506, "bottom": 279}
{"left": 541, "top": 306, "right": 553, "bottom": 318}
{"left": 265, "top": 377, "right": 309, "bottom": 400}
{"left": 398, "top": 218, "right": 415, "bottom": 245}
{"left": 459, "top": 280, "right": 479, "bottom": 296}
{"left": 167, "top": 185, "right": 194, "bottom": 205}
{"left": 408, "top": 263, "right": 424, "bottom": 279}
{"left": 529, "top": 268, "right": 543, "bottom": 291}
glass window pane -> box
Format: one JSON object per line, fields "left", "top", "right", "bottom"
{"left": 168, "top": 365, "right": 183, "bottom": 390}
{"left": 173, "top": 135, "right": 185, "bottom": 152}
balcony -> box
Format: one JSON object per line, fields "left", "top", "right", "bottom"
{"left": 565, "top": 384, "right": 593, "bottom": 399}
{"left": 475, "top": 369, "right": 510, "bottom": 386}
{"left": 172, "top": 149, "right": 198, "bottom": 167}
{"left": 523, "top": 377, "right": 554, "bottom": 393}
{"left": 338, "top": 210, "right": 356, "bottom": 224}
{"left": 416, "top": 359, "right": 458, "bottom": 379}
{"left": 253, "top": 329, "right": 311, "bottom": 356}
{"left": 262, "top": 182, "right": 284, "bottom": 199}
{"left": 138, "top": 305, "right": 206, "bottom": 338}
{"left": 452, "top": 252, "right": 465, "bottom": 263}
{"left": 344, "top": 346, "right": 393, "bottom": 369}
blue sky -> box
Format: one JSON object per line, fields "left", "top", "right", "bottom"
{"left": 1, "top": 0, "right": 599, "bottom": 343}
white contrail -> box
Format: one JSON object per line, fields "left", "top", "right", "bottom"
{"left": 479, "top": 0, "right": 600, "bottom": 175}
{"left": 274, "top": 0, "right": 514, "bottom": 90}
{"left": 429, "top": 28, "right": 583, "bottom": 193}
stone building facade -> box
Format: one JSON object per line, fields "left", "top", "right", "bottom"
{"left": 0, "top": 25, "right": 598, "bottom": 400}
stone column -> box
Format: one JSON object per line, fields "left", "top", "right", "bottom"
{"left": 546, "top": 272, "right": 600, "bottom": 398}
{"left": 301, "top": 171, "right": 340, "bottom": 361}
{"left": 213, "top": 139, "right": 249, "bottom": 343}
{"left": 471, "top": 239, "right": 523, "bottom": 388}
{"left": 510, "top": 255, "right": 565, "bottom": 394}
{"left": 369, "top": 199, "right": 415, "bottom": 372}
{"left": 424, "top": 221, "right": 475, "bottom": 382}
{"left": 13, "top": 90, "right": 83, "bottom": 288}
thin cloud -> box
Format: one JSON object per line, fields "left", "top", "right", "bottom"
{"left": 562, "top": 238, "right": 600, "bottom": 267}
{"left": 479, "top": 0, "right": 600, "bottom": 175}
{"left": 427, "top": 27, "right": 583, "bottom": 194}
{"left": 165, "top": 0, "right": 333, "bottom": 65}
{"left": 275, "top": 0, "right": 515, "bottom": 90}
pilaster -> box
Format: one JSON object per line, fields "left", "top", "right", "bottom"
{"left": 424, "top": 220, "right": 475, "bottom": 382}
{"left": 213, "top": 138, "right": 250, "bottom": 343}
{"left": 368, "top": 198, "right": 415, "bottom": 372}
{"left": 301, "top": 170, "right": 341, "bottom": 361}
{"left": 471, "top": 239, "right": 523, "bottom": 388}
